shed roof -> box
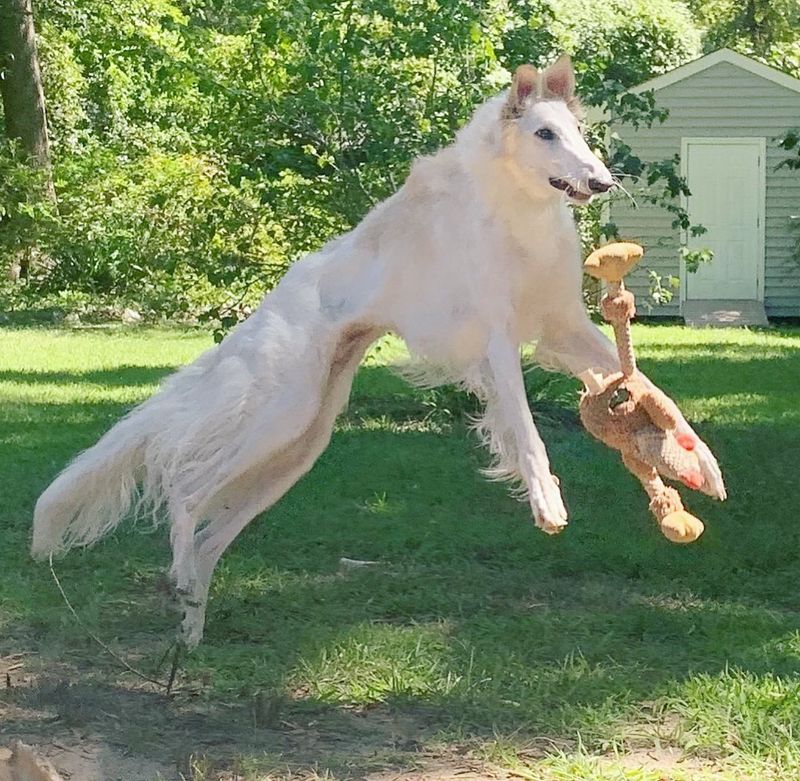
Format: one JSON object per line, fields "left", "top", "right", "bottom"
{"left": 630, "top": 48, "right": 800, "bottom": 96}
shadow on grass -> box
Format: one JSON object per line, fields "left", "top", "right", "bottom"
{"left": 0, "top": 365, "right": 179, "bottom": 388}
{"left": 2, "top": 341, "right": 800, "bottom": 778}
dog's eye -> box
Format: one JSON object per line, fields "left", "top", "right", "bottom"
{"left": 535, "top": 127, "right": 555, "bottom": 141}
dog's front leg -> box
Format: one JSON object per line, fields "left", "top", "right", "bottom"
{"left": 485, "top": 332, "right": 568, "bottom": 533}
{"left": 535, "top": 308, "right": 726, "bottom": 500}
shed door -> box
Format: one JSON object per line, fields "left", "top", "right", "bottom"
{"left": 684, "top": 139, "right": 763, "bottom": 301}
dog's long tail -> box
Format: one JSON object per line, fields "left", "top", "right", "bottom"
{"left": 31, "top": 409, "right": 150, "bottom": 558}
{"left": 30, "top": 345, "right": 225, "bottom": 558}
{"left": 31, "top": 319, "right": 292, "bottom": 559}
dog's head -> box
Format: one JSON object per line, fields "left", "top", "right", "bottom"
{"left": 502, "top": 57, "right": 614, "bottom": 204}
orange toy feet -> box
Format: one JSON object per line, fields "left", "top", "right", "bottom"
{"left": 660, "top": 510, "right": 705, "bottom": 544}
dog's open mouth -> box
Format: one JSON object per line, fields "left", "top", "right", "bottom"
{"left": 549, "top": 178, "right": 592, "bottom": 203}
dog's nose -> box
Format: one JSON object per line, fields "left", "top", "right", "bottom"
{"left": 588, "top": 178, "right": 614, "bottom": 193}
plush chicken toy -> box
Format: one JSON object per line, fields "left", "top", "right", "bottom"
{"left": 579, "top": 242, "right": 705, "bottom": 544}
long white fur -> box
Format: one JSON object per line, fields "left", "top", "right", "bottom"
{"left": 32, "top": 57, "right": 726, "bottom": 646}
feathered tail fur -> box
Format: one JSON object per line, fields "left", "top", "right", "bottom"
{"left": 31, "top": 339, "right": 255, "bottom": 558}
{"left": 31, "top": 410, "right": 148, "bottom": 558}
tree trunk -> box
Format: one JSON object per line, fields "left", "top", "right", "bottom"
{"left": 0, "top": 0, "right": 54, "bottom": 278}
{"left": 0, "top": 0, "right": 52, "bottom": 168}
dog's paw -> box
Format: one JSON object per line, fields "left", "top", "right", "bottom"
{"left": 530, "top": 474, "right": 568, "bottom": 535}
{"left": 179, "top": 611, "right": 206, "bottom": 649}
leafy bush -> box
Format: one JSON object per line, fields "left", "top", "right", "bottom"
{"left": 0, "top": 140, "right": 55, "bottom": 258}
{"left": 551, "top": 0, "right": 701, "bottom": 104}
{"left": 1, "top": 144, "right": 290, "bottom": 321}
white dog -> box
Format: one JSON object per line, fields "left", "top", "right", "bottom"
{"left": 32, "top": 57, "right": 725, "bottom": 647}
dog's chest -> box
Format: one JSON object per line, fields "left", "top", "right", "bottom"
{"left": 500, "top": 225, "right": 580, "bottom": 339}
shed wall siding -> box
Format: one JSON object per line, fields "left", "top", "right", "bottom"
{"left": 610, "top": 60, "right": 800, "bottom": 316}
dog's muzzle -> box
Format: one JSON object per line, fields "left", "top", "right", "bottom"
{"left": 549, "top": 177, "right": 614, "bottom": 203}
{"left": 588, "top": 178, "right": 613, "bottom": 193}
{"left": 549, "top": 178, "right": 591, "bottom": 202}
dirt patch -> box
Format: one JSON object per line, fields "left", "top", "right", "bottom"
{"left": 1, "top": 651, "right": 484, "bottom": 780}
{"left": 367, "top": 759, "right": 510, "bottom": 781}
{"left": 611, "top": 746, "right": 716, "bottom": 774}
{"left": 6, "top": 741, "right": 169, "bottom": 781}
{"left": 0, "top": 652, "right": 715, "bottom": 781}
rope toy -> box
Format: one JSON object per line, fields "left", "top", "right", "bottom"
{"left": 579, "top": 242, "right": 705, "bottom": 544}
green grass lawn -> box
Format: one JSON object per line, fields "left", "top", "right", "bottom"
{"left": 1, "top": 324, "right": 800, "bottom": 780}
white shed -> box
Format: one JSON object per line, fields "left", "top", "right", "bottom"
{"left": 610, "top": 49, "right": 800, "bottom": 324}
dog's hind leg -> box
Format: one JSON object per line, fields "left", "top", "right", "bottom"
{"left": 169, "top": 497, "right": 198, "bottom": 593}
{"left": 177, "top": 325, "right": 381, "bottom": 646}
{"left": 178, "top": 442, "right": 319, "bottom": 647}
{"left": 166, "top": 495, "right": 207, "bottom": 649}
{"left": 181, "top": 325, "right": 381, "bottom": 518}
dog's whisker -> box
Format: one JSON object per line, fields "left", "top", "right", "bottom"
{"left": 609, "top": 168, "right": 643, "bottom": 185}
{"left": 612, "top": 178, "right": 638, "bottom": 209}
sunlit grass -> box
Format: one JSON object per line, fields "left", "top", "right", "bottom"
{"left": 1, "top": 323, "right": 799, "bottom": 780}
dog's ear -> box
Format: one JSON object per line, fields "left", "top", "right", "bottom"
{"left": 505, "top": 64, "right": 538, "bottom": 118}
{"left": 543, "top": 55, "right": 575, "bottom": 100}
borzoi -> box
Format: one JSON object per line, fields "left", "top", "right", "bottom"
{"left": 32, "top": 57, "right": 726, "bottom": 647}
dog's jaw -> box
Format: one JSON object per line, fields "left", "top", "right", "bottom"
{"left": 548, "top": 177, "right": 593, "bottom": 204}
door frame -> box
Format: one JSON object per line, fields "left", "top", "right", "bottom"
{"left": 679, "top": 136, "right": 766, "bottom": 308}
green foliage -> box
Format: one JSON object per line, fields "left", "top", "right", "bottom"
{"left": 46, "top": 149, "right": 287, "bottom": 314}
{"left": 0, "top": 142, "right": 289, "bottom": 318}
{"left": 0, "top": 139, "right": 56, "bottom": 250}
{"left": 1, "top": 0, "right": 795, "bottom": 319}
{"left": 681, "top": 245, "right": 713, "bottom": 272}
{"left": 686, "top": 0, "right": 800, "bottom": 74}
{"left": 778, "top": 128, "right": 800, "bottom": 166}
{"left": 552, "top": 0, "right": 701, "bottom": 105}
{"left": 645, "top": 269, "right": 679, "bottom": 307}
